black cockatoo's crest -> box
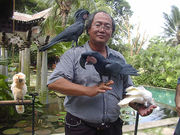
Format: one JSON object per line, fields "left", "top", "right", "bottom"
{"left": 39, "top": 9, "right": 89, "bottom": 51}
{"left": 74, "top": 9, "right": 89, "bottom": 20}
{"left": 79, "top": 51, "right": 139, "bottom": 81}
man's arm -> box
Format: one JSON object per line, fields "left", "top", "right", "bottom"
{"left": 175, "top": 79, "right": 180, "bottom": 116}
{"left": 48, "top": 78, "right": 114, "bottom": 97}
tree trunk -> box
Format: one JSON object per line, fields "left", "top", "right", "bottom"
{"left": 57, "top": 0, "right": 72, "bottom": 27}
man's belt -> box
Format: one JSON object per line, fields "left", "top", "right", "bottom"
{"left": 66, "top": 112, "right": 122, "bottom": 130}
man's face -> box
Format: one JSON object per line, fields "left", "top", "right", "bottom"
{"left": 88, "top": 12, "right": 113, "bottom": 45}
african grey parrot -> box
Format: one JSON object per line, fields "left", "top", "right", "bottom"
{"left": 39, "top": 9, "right": 89, "bottom": 51}
{"left": 79, "top": 51, "right": 139, "bottom": 81}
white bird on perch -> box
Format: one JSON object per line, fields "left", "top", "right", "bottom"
{"left": 118, "top": 86, "right": 155, "bottom": 107}
{"left": 11, "top": 72, "right": 27, "bottom": 114}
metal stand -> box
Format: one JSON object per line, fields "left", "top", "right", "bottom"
{"left": 134, "top": 112, "right": 139, "bottom": 135}
{"left": 29, "top": 93, "right": 38, "bottom": 135}
{"left": 0, "top": 93, "right": 38, "bottom": 135}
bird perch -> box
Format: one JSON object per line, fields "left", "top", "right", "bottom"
{"left": 0, "top": 100, "right": 32, "bottom": 105}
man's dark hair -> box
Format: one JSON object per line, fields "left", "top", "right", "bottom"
{"left": 86, "top": 11, "right": 116, "bottom": 36}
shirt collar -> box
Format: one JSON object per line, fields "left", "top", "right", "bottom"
{"left": 84, "top": 41, "right": 112, "bottom": 57}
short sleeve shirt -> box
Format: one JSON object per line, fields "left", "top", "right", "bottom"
{"left": 178, "top": 77, "right": 180, "bottom": 84}
{"left": 47, "top": 42, "right": 133, "bottom": 123}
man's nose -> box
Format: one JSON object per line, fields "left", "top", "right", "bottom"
{"left": 99, "top": 26, "right": 106, "bottom": 31}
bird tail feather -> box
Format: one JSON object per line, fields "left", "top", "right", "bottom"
{"left": 16, "top": 105, "right": 24, "bottom": 114}
{"left": 126, "top": 90, "right": 142, "bottom": 96}
{"left": 39, "top": 40, "right": 61, "bottom": 51}
{"left": 120, "top": 65, "right": 139, "bottom": 76}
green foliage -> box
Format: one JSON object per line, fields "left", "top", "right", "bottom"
{"left": 162, "top": 5, "right": 180, "bottom": 45}
{"left": 23, "top": 94, "right": 44, "bottom": 116}
{"left": 0, "top": 75, "right": 9, "bottom": 99}
{"left": 0, "top": 74, "right": 17, "bottom": 122}
{"left": 126, "top": 37, "right": 180, "bottom": 89}
{"left": 15, "top": 0, "right": 49, "bottom": 14}
{"left": 57, "top": 111, "right": 67, "bottom": 126}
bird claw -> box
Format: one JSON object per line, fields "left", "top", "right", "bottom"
{"left": 16, "top": 98, "right": 23, "bottom": 104}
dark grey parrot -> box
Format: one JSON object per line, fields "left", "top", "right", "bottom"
{"left": 79, "top": 51, "right": 139, "bottom": 81}
{"left": 39, "top": 9, "right": 89, "bottom": 51}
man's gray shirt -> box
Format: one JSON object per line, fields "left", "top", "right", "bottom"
{"left": 48, "top": 42, "right": 133, "bottom": 123}
{"left": 178, "top": 77, "right": 180, "bottom": 84}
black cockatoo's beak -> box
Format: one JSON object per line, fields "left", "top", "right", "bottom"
{"left": 79, "top": 56, "right": 87, "bottom": 69}
{"left": 80, "top": 54, "right": 97, "bottom": 69}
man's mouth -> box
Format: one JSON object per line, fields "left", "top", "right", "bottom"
{"left": 97, "top": 35, "right": 105, "bottom": 38}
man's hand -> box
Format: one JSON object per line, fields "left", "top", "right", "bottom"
{"left": 176, "top": 103, "right": 180, "bottom": 116}
{"left": 129, "top": 103, "right": 157, "bottom": 116}
{"left": 137, "top": 104, "right": 157, "bottom": 116}
{"left": 86, "top": 80, "right": 114, "bottom": 97}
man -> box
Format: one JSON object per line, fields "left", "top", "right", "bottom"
{"left": 174, "top": 77, "right": 180, "bottom": 135}
{"left": 48, "top": 11, "right": 156, "bottom": 135}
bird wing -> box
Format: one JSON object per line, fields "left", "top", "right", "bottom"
{"left": 65, "top": 22, "right": 84, "bottom": 36}
{"left": 39, "top": 21, "right": 84, "bottom": 51}
{"left": 105, "top": 62, "right": 120, "bottom": 76}
{"left": 119, "top": 64, "right": 139, "bottom": 76}
{"left": 108, "top": 53, "right": 126, "bottom": 65}
{"left": 126, "top": 86, "right": 152, "bottom": 97}
{"left": 107, "top": 53, "right": 139, "bottom": 76}
{"left": 126, "top": 86, "right": 137, "bottom": 92}
{"left": 126, "top": 90, "right": 143, "bottom": 96}
{"left": 124, "top": 86, "right": 154, "bottom": 107}
{"left": 118, "top": 96, "right": 144, "bottom": 107}
{"left": 22, "top": 84, "right": 27, "bottom": 97}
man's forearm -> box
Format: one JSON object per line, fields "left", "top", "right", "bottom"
{"left": 175, "top": 79, "right": 180, "bottom": 116}
{"left": 48, "top": 78, "right": 114, "bottom": 97}
{"left": 48, "top": 78, "right": 88, "bottom": 96}
{"left": 175, "top": 84, "right": 180, "bottom": 106}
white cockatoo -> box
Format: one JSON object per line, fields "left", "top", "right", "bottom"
{"left": 118, "top": 86, "right": 154, "bottom": 107}
{"left": 11, "top": 72, "right": 27, "bottom": 114}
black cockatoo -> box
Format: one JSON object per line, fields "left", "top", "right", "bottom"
{"left": 79, "top": 51, "right": 139, "bottom": 81}
{"left": 39, "top": 9, "right": 89, "bottom": 51}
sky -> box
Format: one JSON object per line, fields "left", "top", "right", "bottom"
{"left": 126, "top": 0, "right": 180, "bottom": 38}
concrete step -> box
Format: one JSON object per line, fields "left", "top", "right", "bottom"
{"left": 122, "top": 117, "right": 179, "bottom": 132}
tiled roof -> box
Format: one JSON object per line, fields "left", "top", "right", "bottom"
{"left": 12, "top": 8, "right": 51, "bottom": 22}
